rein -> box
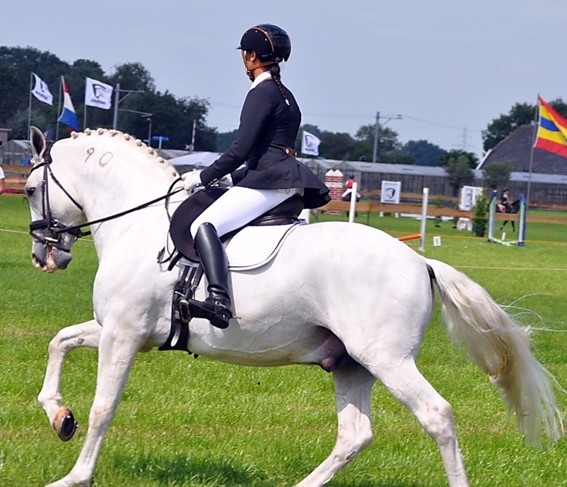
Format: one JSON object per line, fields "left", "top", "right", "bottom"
{"left": 29, "top": 143, "right": 184, "bottom": 248}
{"left": 51, "top": 181, "right": 183, "bottom": 237}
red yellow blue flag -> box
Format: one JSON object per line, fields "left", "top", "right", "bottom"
{"left": 534, "top": 96, "right": 567, "bottom": 158}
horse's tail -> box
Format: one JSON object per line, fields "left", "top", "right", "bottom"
{"left": 425, "top": 258, "right": 564, "bottom": 446}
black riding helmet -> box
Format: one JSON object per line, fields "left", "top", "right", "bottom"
{"left": 237, "top": 24, "right": 291, "bottom": 63}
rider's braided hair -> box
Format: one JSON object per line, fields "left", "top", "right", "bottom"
{"left": 270, "top": 64, "right": 291, "bottom": 108}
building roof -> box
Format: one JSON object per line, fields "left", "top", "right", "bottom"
{"left": 479, "top": 124, "right": 567, "bottom": 175}
{"left": 168, "top": 151, "right": 221, "bottom": 167}
{"left": 156, "top": 148, "right": 189, "bottom": 160}
{"left": 308, "top": 154, "right": 567, "bottom": 186}
{"left": 164, "top": 148, "right": 567, "bottom": 188}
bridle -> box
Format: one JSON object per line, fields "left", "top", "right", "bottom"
{"left": 29, "top": 142, "right": 184, "bottom": 250}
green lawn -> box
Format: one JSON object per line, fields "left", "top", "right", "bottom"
{"left": 1, "top": 195, "right": 566, "bottom": 486}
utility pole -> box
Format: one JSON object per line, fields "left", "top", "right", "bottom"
{"left": 190, "top": 119, "right": 197, "bottom": 151}
{"left": 372, "top": 111, "right": 402, "bottom": 163}
{"left": 457, "top": 125, "right": 472, "bottom": 152}
{"left": 112, "top": 83, "right": 145, "bottom": 130}
{"left": 372, "top": 111, "right": 380, "bottom": 163}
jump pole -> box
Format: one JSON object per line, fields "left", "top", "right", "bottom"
{"left": 419, "top": 187, "right": 429, "bottom": 251}
{"left": 398, "top": 233, "right": 421, "bottom": 242}
{"left": 487, "top": 190, "right": 527, "bottom": 246}
{"left": 348, "top": 181, "right": 358, "bottom": 223}
{"left": 487, "top": 190, "right": 497, "bottom": 242}
{"left": 517, "top": 193, "right": 527, "bottom": 246}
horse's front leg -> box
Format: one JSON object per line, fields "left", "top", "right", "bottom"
{"left": 38, "top": 320, "right": 101, "bottom": 442}
{"left": 46, "top": 324, "right": 142, "bottom": 487}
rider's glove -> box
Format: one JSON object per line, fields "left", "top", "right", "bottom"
{"left": 181, "top": 170, "right": 203, "bottom": 193}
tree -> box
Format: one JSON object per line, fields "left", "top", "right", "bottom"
{"left": 0, "top": 47, "right": 68, "bottom": 138}
{"left": 120, "top": 90, "right": 213, "bottom": 150}
{"left": 319, "top": 132, "right": 355, "bottom": 160}
{"left": 482, "top": 102, "right": 535, "bottom": 152}
{"left": 403, "top": 140, "right": 445, "bottom": 166}
{"left": 437, "top": 149, "right": 478, "bottom": 169}
{"left": 354, "top": 124, "right": 375, "bottom": 145}
{"left": 349, "top": 140, "right": 373, "bottom": 161}
{"left": 108, "top": 62, "right": 156, "bottom": 93}
{"left": 354, "top": 123, "right": 401, "bottom": 151}
{"left": 8, "top": 108, "right": 50, "bottom": 140}
{"left": 482, "top": 161, "right": 511, "bottom": 190}
{"left": 443, "top": 153, "right": 475, "bottom": 196}
{"left": 472, "top": 193, "right": 488, "bottom": 237}
{"left": 216, "top": 130, "right": 237, "bottom": 152}
{"left": 353, "top": 123, "right": 412, "bottom": 163}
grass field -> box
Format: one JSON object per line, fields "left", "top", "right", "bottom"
{"left": 1, "top": 194, "right": 566, "bottom": 486}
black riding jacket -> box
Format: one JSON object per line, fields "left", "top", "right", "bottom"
{"left": 200, "top": 74, "right": 330, "bottom": 209}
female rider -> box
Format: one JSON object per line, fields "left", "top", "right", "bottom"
{"left": 182, "top": 24, "right": 331, "bottom": 329}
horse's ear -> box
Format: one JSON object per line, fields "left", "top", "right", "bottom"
{"left": 29, "top": 126, "right": 47, "bottom": 164}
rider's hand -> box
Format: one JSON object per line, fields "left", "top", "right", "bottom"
{"left": 181, "top": 170, "right": 203, "bottom": 193}
{"left": 219, "top": 173, "right": 233, "bottom": 186}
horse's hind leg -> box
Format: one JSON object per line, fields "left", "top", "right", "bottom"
{"left": 374, "top": 358, "right": 469, "bottom": 487}
{"left": 295, "top": 363, "right": 375, "bottom": 487}
{"left": 38, "top": 320, "right": 101, "bottom": 441}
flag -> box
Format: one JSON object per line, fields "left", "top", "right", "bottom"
{"left": 31, "top": 73, "right": 53, "bottom": 105}
{"left": 534, "top": 96, "right": 567, "bottom": 158}
{"left": 85, "top": 77, "right": 113, "bottom": 109}
{"left": 301, "top": 130, "right": 321, "bottom": 156}
{"left": 58, "top": 77, "right": 80, "bottom": 132}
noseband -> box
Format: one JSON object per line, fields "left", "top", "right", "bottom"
{"left": 28, "top": 142, "right": 184, "bottom": 250}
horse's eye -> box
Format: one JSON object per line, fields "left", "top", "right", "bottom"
{"left": 25, "top": 187, "right": 36, "bottom": 198}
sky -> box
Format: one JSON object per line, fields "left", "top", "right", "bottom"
{"left": 4, "top": 1, "right": 567, "bottom": 159}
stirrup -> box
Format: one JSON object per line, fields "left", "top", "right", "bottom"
{"left": 186, "top": 298, "right": 232, "bottom": 329}
{"left": 178, "top": 299, "right": 192, "bottom": 324}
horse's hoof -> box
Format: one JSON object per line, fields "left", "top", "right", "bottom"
{"left": 53, "top": 407, "right": 78, "bottom": 442}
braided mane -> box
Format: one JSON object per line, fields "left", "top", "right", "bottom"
{"left": 70, "top": 128, "right": 180, "bottom": 179}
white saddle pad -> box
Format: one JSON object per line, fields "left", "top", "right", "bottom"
{"left": 226, "top": 223, "right": 302, "bottom": 270}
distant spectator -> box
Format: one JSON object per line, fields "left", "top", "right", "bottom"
{"left": 341, "top": 175, "right": 361, "bottom": 201}
{"left": 20, "top": 150, "right": 31, "bottom": 166}
{"left": 0, "top": 165, "right": 5, "bottom": 194}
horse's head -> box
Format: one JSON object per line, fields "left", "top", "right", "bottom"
{"left": 25, "top": 127, "right": 86, "bottom": 272}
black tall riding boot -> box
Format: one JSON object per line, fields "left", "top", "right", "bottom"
{"left": 186, "top": 222, "right": 233, "bottom": 329}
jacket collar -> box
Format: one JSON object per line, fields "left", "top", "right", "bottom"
{"left": 249, "top": 70, "right": 272, "bottom": 91}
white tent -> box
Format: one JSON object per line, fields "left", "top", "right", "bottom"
{"left": 168, "top": 151, "right": 221, "bottom": 167}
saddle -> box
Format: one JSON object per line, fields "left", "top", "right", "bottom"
{"left": 159, "top": 185, "right": 304, "bottom": 353}
{"left": 168, "top": 185, "right": 304, "bottom": 263}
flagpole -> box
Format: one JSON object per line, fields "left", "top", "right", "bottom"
{"left": 27, "top": 73, "right": 33, "bottom": 139}
{"left": 526, "top": 94, "right": 539, "bottom": 206}
{"left": 55, "top": 77, "right": 62, "bottom": 140}
{"left": 84, "top": 76, "right": 87, "bottom": 129}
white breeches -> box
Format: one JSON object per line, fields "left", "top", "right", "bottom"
{"left": 190, "top": 186, "right": 301, "bottom": 238}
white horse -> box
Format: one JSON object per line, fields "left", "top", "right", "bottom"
{"left": 25, "top": 127, "right": 563, "bottom": 487}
